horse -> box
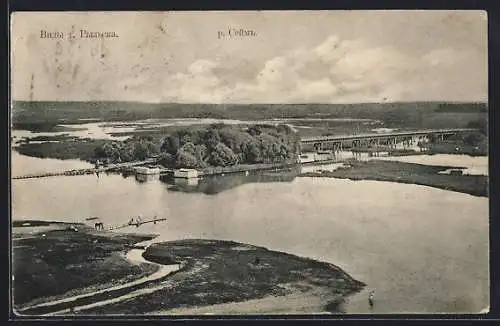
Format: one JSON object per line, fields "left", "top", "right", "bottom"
{"left": 94, "top": 222, "right": 104, "bottom": 231}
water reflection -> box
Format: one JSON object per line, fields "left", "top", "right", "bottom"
{"left": 160, "top": 168, "right": 300, "bottom": 195}
{"left": 121, "top": 171, "right": 135, "bottom": 179}
{"left": 135, "top": 173, "right": 160, "bottom": 183}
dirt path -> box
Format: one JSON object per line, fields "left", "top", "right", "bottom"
{"left": 16, "top": 239, "right": 180, "bottom": 316}
{"left": 12, "top": 236, "right": 38, "bottom": 241}
{"left": 151, "top": 291, "right": 334, "bottom": 315}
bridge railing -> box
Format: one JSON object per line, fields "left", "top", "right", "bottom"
{"left": 300, "top": 128, "right": 478, "bottom": 143}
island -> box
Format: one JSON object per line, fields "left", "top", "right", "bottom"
{"left": 13, "top": 222, "right": 365, "bottom": 315}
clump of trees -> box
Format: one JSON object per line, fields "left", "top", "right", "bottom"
{"left": 93, "top": 135, "right": 161, "bottom": 162}
{"left": 94, "top": 124, "right": 301, "bottom": 168}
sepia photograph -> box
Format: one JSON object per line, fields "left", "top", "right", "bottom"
{"left": 10, "top": 10, "right": 489, "bottom": 316}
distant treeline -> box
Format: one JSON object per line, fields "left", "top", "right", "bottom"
{"left": 435, "top": 103, "right": 487, "bottom": 113}
{"left": 94, "top": 124, "right": 301, "bottom": 168}
{"left": 12, "top": 101, "right": 488, "bottom": 125}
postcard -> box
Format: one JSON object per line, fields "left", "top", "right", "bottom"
{"left": 10, "top": 10, "right": 489, "bottom": 316}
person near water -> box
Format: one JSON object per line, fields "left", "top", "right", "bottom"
{"left": 128, "top": 215, "right": 143, "bottom": 227}
{"left": 368, "top": 290, "right": 375, "bottom": 307}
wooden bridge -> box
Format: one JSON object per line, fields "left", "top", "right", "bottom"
{"left": 300, "top": 128, "right": 477, "bottom": 151}
{"left": 301, "top": 128, "right": 476, "bottom": 144}
{"left": 107, "top": 217, "right": 167, "bottom": 230}
{"left": 12, "top": 158, "right": 158, "bottom": 180}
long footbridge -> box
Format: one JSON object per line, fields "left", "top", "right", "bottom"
{"left": 300, "top": 128, "right": 477, "bottom": 151}
{"left": 12, "top": 158, "right": 158, "bottom": 180}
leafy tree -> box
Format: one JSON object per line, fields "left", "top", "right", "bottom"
{"left": 248, "top": 125, "right": 262, "bottom": 136}
{"left": 178, "top": 131, "right": 193, "bottom": 146}
{"left": 242, "top": 139, "right": 262, "bottom": 163}
{"left": 133, "top": 142, "right": 149, "bottom": 160}
{"left": 118, "top": 146, "right": 134, "bottom": 162}
{"left": 204, "top": 128, "right": 221, "bottom": 150}
{"left": 159, "top": 152, "right": 176, "bottom": 166}
{"left": 180, "top": 142, "right": 196, "bottom": 156}
{"left": 194, "top": 144, "right": 208, "bottom": 165}
{"left": 162, "top": 135, "right": 180, "bottom": 155}
{"left": 145, "top": 140, "right": 161, "bottom": 155}
{"left": 176, "top": 150, "right": 199, "bottom": 168}
{"left": 209, "top": 143, "right": 239, "bottom": 167}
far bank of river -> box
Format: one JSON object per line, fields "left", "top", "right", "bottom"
{"left": 11, "top": 148, "right": 490, "bottom": 314}
{"left": 300, "top": 159, "right": 488, "bottom": 197}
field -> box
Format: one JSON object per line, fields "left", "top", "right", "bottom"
{"left": 300, "top": 160, "right": 488, "bottom": 197}
{"left": 12, "top": 224, "right": 157, "bottom": 309}
{"left": 82, "top": 239, "right": 365, "bottom": 314}
{"left": 12, "top": 101, "right": 487, "bottom": 131}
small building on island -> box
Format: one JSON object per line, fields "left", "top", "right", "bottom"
{"left": 135, "top": 166, "right": 161, "bottom": 175}
{"left": 174, "top": 168, "right": 199, "bottom": 179}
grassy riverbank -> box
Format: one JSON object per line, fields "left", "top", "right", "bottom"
{"left": 14, "top": 138, "right": 108, "bottom": 161}
{"left": 12, "top": 222, "right": 157, "bottom": 308}
{"left": 300, "top": 160, "right": 488, "bottom": 197}
{"left": 14, "top": 227, "right": 366, "bottom": 315}
{"left": 79, "top": 239, "right": 364, "bottom": 315}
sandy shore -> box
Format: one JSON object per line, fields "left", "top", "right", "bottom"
{"left": 81, "top": 239, "right": 364, "bottom": 315}
{"left": 15, "top": 230, "right": 181, "bottom": 316}
{"left": 13, "top": 223, "right": 364, "bottom": 315}
{"left": 152, "top": 291, "right": 337, "bottom": 315}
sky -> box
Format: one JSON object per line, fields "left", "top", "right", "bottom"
{"left": 11, "top": 11, "right": 488, "bottom": 103}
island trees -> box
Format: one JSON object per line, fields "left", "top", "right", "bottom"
{"left": 93, "top": 123, "right": 300, "bottom": 168}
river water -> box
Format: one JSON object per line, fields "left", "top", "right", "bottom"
{"left": 10, "top": 124, "right": 489, "bottom": 314}
{"left": 11, "top": 117, "right": 381, "bottom": 142}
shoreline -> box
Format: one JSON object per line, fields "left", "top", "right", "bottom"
{"left": 12, "top": 224, "right": 364, "bottom": 315}
{"left": 299, "top": 160, "right": 488, "bottom": 198}
{"left": 12, "top": 223, "right": 160, "bottom": 310}
{"left": 84, "top": 239, "right": 365, "bottom": 315}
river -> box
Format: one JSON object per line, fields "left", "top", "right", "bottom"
{"left": 10, "top": 151, "right": 489, "bottom": 314}
{"left": 10, "top": 120, "right": 489, "bottom": 314}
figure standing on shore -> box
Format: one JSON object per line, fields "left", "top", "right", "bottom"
{"left": 368, "top": 290, "right": 375, "bottom": 308}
